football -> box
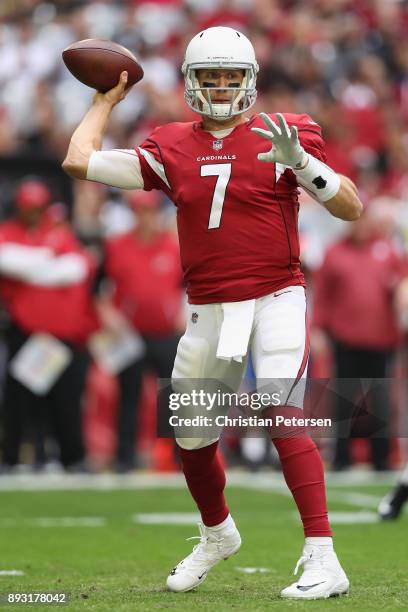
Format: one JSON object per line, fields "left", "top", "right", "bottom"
{"left": 62, "top": 39, "right": 144, "bottom": 93}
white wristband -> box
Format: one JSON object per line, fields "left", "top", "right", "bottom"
{"left": 293, "top": 153, "right": 340, "bottom": 202}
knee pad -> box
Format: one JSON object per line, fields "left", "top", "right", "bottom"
{"left": 256, "top": 303, "right": 306, "bottom": 374}
{"left": 260, "top": 303, "right": 304, "bottom": 354}
{"left": 172, "top": 335, "right": 210, "bottom": 381}
{"left": 175, "top": 436, "right": 219, "bottom": 451}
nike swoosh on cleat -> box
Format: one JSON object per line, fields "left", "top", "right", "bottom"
{"left": 197, "top": 572, "right": 207, "bottom": 580}
{"left": 297, "top": 582, "right": 326, "bottom": 591}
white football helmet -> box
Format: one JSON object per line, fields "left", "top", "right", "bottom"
{"left": 182, "top": 26, "right": 259, "bottom": 121}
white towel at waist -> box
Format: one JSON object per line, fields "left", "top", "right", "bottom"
{"left": 216, "top": 299, "right": 256, "bottom": 363}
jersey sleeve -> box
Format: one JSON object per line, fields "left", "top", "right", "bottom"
{"left": 136, "top": 127, "right": 172, "bottom": 197}
{"left": 296, "top": 114, "right": 327, "bottom": 163}
{"left": 87, "top": 150, "right": 144, "bottom": 190}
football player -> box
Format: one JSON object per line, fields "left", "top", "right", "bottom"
{"left": 63, "top": 27, "right": 362, "bottom": 599}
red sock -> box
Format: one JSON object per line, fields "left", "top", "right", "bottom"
{"left": 179, "top": 441, "right": 229, "bottom": 527}
{"left": 272, "top": 434, "right": 332, "bottom": 537}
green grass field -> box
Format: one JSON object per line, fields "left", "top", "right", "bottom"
{"left": 0, "top": 474, "right": 407, "bottom": 611}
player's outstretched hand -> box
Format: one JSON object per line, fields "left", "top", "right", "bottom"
{"left": 251, "top": 113, "right": 308, "bottom": 169}
{"left": 93, "top": 71, "right": 131, "bottom": 107}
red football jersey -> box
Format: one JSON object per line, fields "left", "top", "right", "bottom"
{"left": 312, "top": 237, "right": 406, "bottom": 350}
{"left": 0, "top": 219, "right": 98, "bottom": 343}
{"left": 104, "top": 230, "right": 183, "bottom": 335}
{"left": 136, "top": 113, "right": 326, "bottom": 304}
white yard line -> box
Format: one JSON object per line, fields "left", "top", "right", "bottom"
{"left": 227, "top": 471, "right": 396, "bottom": 489}
{"left": 326, "top": 511, "right": 378, "bottom": 524}
{"left": 133, "top": 505, "right": 382, "bottom": 527}
{"left": 236, "top": 567, "right": 271, "bottom": 574}
{"left": 327, "top": 491, "right": 381, "bottom": 508}
{"left": 0, "top": 469, "right": 396, "bottom": 493}
{"left": 0, "top": 472, "right": 186, "bottom": 491}
{"left": 133, "top": 512, "right": 199, "bottom": 525}
{"left": 290, "top": 510, "right": 379, "bottom": 524}
{"left": 0, "top": 517, "right": 106, "bottom": 528}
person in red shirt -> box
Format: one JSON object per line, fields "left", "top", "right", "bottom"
{"left": 312, "top": 198, "right": 407, "bottom": 471}
{"left": 0, "top": 179, "right": 97, "bottom": 471}
{"left": 378, "top": 274, "right": 408, "bottom": 520}
{"left": 63, "top": 27, "right": 362, "bottom": 599}
{"left": 96, "top": 190, "right": 183, "bottom": 472}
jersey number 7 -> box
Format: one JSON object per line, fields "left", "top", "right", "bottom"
{"left": 200, "top": 163, "right": 232, "bottom": 230}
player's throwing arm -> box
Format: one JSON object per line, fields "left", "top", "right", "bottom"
{"left": 62, "top": 39, "right": 146, "bottom": 186}
{"left": 62, "top": 71, "right": 131, "bottom": 180}
{"left": 251, "top": 113, "right": 362, "bottom": 221}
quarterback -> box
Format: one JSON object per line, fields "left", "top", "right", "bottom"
{"left": 63, "top": 27, "right": 362, "bottom": 599}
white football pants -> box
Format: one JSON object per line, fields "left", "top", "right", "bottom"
{"left": 172, "top": 286, "right": 308, "bottom": 450}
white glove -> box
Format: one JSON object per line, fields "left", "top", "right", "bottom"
{"left": 251, "top": 112, "right": 308, "bottom": 169}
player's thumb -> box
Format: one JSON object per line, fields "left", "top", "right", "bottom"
{"left": 258, "top": 151, "right": 274, "bottom": 163}
{"left": 114, "top": 71, "right": 127, "bottom": 93}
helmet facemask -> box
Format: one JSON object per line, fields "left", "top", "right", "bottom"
{"left": 184, "top": 63, "right": 257, "bottom": 121}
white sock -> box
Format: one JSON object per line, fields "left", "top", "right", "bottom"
{"left": 206, "top": 513, "right": 235, "bottom": 532}
{"left": 305, "top": 537, "right": 333, "bottom": 548}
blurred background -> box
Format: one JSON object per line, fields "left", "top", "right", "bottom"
{"left": 1, "top": 0, "right": 408, "bottom": 477}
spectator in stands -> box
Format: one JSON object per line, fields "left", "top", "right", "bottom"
{"left": 96, "top": 191, "right": 183, "bottom": 472}
{"left": 312, "top": 197, "right": 408, "bottom": 470}
{"left": 0, "top": 178, "right": 97, "bottom": 471}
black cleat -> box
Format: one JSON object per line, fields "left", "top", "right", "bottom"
{"left": 378, "top": 484, "right": 408, "bottom": 520}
